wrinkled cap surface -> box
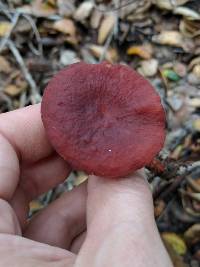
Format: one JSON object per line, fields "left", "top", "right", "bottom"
{"left": 41, "top": 62, "right": 166, "bottom": 178}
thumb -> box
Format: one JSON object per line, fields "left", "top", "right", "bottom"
{"left": 87, "top": 170, "right": 154, "bottom": 230}
{"left": 75, "top": 171, "right": 173, "bottom": 267}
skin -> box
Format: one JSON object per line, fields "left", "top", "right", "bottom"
{"left": 0, "top": 104, "right": 173, "bottom": 267}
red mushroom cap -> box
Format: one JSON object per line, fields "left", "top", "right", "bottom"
{"left": 41, "top": 62, "right": 166, "bottom": 178}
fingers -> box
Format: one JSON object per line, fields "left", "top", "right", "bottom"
{"left": 10, "top": 154, "right": 71, "bottom": 229}
{"left": 0, "top": 199, "right": 21, "bottom": 235}
{"left": 0, "top": 104, "right": 53, "bottom": 163}
{"left": 20, "top": 153, "right": 71, "bottom": 201}
{"left": 75, "top": 172, "right": 173, "bottom": 267}
{"left": 70, "top": 231, "right": 86, "bottom": 253}
{"left": 0, "top": 234, "right": 75, "bottom": 267}
{"left": 0, "top": 104, "right": 71, "bottom": 213}
{"left": 23, "top": 182, "right": 87, "bottom": 250}
{"left": 0, "top": 134, "right": 19, "bottom": 200}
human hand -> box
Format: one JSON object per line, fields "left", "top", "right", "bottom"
{"left": 0, "top": 104, "right": 173, "bottom": 267}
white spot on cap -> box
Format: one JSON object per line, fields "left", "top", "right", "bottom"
{"left": 108, "top": 149, "right": 112, "bottom": 152}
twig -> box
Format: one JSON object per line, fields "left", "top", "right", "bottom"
{"left": 99, "top": 29, "right": 114, "bottom": 62}
{"left": 0, "top": 12, "right": 20, "bottom": 53}
{"left": 0, "top": 2, "right": 12, "bottom": 20}
{"left": 158, "top": 175, "right": 185, "bottom": 200}
{"left": 7, "top": 40, "right": 41, "bottom": 104}
{"left": 156, "top": 197, "right": 176, "bottom": 223}
{"left": 113, "top": 0, "right": 120, "bottom": 38}
{"left": 22, "top": 14, "right": 43, "bottom": 57}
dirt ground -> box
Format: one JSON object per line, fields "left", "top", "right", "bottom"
{"left": 0, "top": 0, "right": 200, "bottom": 266}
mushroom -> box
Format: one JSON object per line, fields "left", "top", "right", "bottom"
{"left": 41, "top": 61, "right": 166, "bottom": 178}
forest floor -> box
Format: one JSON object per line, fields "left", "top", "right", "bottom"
{"left": 0, "top": 0, "right": 200, "bottom": 266}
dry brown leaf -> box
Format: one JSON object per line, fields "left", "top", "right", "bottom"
{"left": 53, "top": 19, "right": 76, "bottom": 36}
{"left": 180, "top": 19, "right": 200, "bottom": 38}
{"left": 152, "top": 31, "right": 183, "bottom": 47}
{"left": 119, "top": 0, "right": 151, "bottom": 20}
{"left": 4, "top": 84, "right": 25, "bottom": 97}
{"left": 0, "top": 56, "right": 11, "bottom": 74}
{"left": 74, "top": 1, "right": 93, "bottom": 22}
{"left": 184, "top": 224, "right": 200, "bottom": 246}
{"left": 89, "top": 44, "right": 118, "bottom": 63}
{"left": 98, "top": 14, "right": 115, "bottom": 44}
{"left": 0, "top": 22, "right": 12, "bottom": 37}
{"left": 127, "top": 44, "right": 153, "bottom": 59}
{"left": 154, "top": 200, "right": 165, "bottom": 217}
{"left": 31, "top": 0, "right": 57, "bottom": 17}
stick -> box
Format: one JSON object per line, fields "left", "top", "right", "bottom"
{"left": 0, "top": 12, "right": 20, "bottom": 53}
{"left": 22, "top": 14, "right": 43, "bottom": 56}
{"left": 7, "top": 40, "right": 41, "bottom": 104}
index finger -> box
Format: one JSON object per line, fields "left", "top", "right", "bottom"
{"left": 0, "top": 104, "right": 70, "bottom": 200}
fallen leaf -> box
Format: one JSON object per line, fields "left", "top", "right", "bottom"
{"left": 193, "top": 119, "right": 200, "bottom": 132}
{"left": 90, "top": 9, "right": 103, "bottom": 29}
{"left": 4, "top": 84, "right": 25, "bottom": 97}
{"left": 188, "top": 98, "right": 200, "bottom": 108}
{"left": 180, "top": 19, "right": 200, "bottom": 38}
{"left": 162, "top": 232, "right": 187, "bottom": 256}
{"left": 188, "top": 56, "right": 200, "bottom": 71}
{"left": 53, "top": 19, "right": 76, "bottom": 36}
{"left": 127, "top": 44, "right": 153, "bottom": 59}
{"left": 154, "top": 0, "right": 190, "bottom": 10}
{"left": 193, "top": 65, "right": 200, "bottom": 79}
{"left": 174, "top": 7, "right": 200, "bottom": 20}
{"left": 184, "top": 224, "right": 200, "bottom": 246}
{"left": 152, "top": 31, "right": 183, "bottom": 47}
{"left": 154, "top": 200, "right": 165, "bottom": 217}
{"left": 32, "top": 0, "right": 57, "bottom": 17}
{"left": 74, "top": 172, "right": 88, "bottom": 186}
{"left": 74, "top": 1, "right": 94, "bottom": 22}
{"left": 164, "top": 242, "right": 189, "bottom": 267}
{"left": 0, "top": 56, "right": 11, "bottom": 74}
{"left": 98, "top": 14, "right": 115, "bottom": 44}
{"left": 89, "top": 44, "right": 118, "bottom": 63}
{"left": 0, "top": 22, "right": 12, "bottom": 37}
{"left": 29, "top": 200, "right": 44, "bottom": 212}
{"left": 162, "top": 69, "right": 180, "bottom": 81}
{"left": 119, "top": 0, "right": 151, "bottom": 20}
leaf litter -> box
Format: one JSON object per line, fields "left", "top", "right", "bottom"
{"left": 0, "top": 0, "right": 200, "bottom": 265}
